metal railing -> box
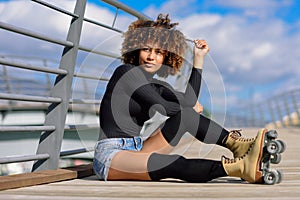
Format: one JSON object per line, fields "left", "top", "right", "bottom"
{"left": 225, "top": 88, "right": 300, "bottom": 128}
{"left": 0, "top": 0, "right": 151, "bottom": 172}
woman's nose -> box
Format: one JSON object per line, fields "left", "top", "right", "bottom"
{"left": 147, "top": 50, "right": 155, "bottom": 60}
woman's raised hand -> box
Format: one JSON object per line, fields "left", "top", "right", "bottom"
{"left": 193, "top": 39, "right": 209, "bottom": 69}
{"left": 194, "top": 39, "right": 210, "bottom": 58}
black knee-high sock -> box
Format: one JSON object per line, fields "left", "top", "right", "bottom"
{"left": 147, "top": 153, "right": 227, "bottom": 183}
{"left": 161, "top": 107, "right": 229, "bottom": 146}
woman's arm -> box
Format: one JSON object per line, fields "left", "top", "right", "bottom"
{"left": 180, "top": 40, "right": 210, "bottom": 107}
{"left": 117, "top": 65, "right": 181, "bottom": 117}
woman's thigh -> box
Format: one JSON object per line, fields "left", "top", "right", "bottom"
{"left": 108, "top": 130, "right": 173, "bottom": 180}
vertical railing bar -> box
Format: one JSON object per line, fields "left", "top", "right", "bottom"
{"left": 291, "top": 90, "right": 300, "bottom": 125}
{"left": 283, "top": 93, "right": 293, "bottom": 126}
{"left": 258, "top": 104, "right": 266, "bottom": 127}
{"left": 275, "top": 97, "right": 285, "bottom": 128}
{"left": 268, "top": 101, "right": 277, "bottom": 128}
{"left": 112, "top": 7, "right": 119, "bottom": 28}
{"left": 1, "top": 64, "right": 14, "bottom": 108}
{"left": 32, "top": 0, "right": 87, "bottom": 172}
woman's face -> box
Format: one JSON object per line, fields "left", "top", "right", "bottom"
{"left": 139, "top": 44, "right": 166, "bottom": 74}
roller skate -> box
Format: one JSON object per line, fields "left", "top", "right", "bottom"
{"left": 222, "top": 129, "right": 286, "bottom": 184}
{"left": 225, "top": 129, "right": 255, "bottom": 158}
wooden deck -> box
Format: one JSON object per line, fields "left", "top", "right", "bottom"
{"left": 0, "top": 128, "right": 300, "bottom": 199}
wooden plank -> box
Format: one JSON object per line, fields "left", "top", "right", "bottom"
{"left": 0, "top": 169, "right": 76, "bottom": 191}
{"left": 64, "top": 163, "right": 94, "bottom": 178}
{"left": 0, "top": 164, "right": 94, "bottom": 191}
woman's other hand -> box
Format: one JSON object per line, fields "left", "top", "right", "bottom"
{"left": 193, "top": 101, "right": 203, "bottom": 114}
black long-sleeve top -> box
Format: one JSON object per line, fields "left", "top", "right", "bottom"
{"left": 99, "top": 64, "right": 202, "bottom": 139}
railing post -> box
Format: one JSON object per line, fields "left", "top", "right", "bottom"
{"left": 291, "top": 90, "right": 300, "bottom": 125}
{"left": 268, "top": 101, "right": 277, "bottom": 128}
{"left": 32, "top": 0, "right": 87, "bottom": 172}
{"left": 258, "top": 104, "right": 266, "bottom": 127}
{"left": 283, "top": 93, "right": 293, "bottom": 126}
{"left": 275, "top": 96, "right": 285, "bottom": 128}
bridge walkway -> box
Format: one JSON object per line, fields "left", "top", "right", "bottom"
{"left": 0, "top": 128, "right": 299, "bottom": 199}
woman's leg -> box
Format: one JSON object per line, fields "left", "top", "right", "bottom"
{"left": 161, "top": 107, "right": 229, "bottom": 146}
{"left": 107, "top": 130, "right": 173, "bottom": 180}
{"left": 107, "top": 130, "right": 226, "bottom": 182}
{"left": 160, "top": 107, "right": 255, "bottom": 158}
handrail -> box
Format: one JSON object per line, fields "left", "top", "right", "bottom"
{"left": 74, "top": 71, "right": 110, "bottom": 81}
{"left": 78, "top": 45, "right": 120, "bottom": 59}
{"left": 0, "top": 93, "right": 61, "bottom": 103}
{"left": 0, "top": 58, "right": 67, "bottom": 75}
{"left": 0, "top": 125, "right": 56, "bottom": 132}
{"left": 60, "top": 147, "right": 94, "bottom": 157}
{"left": 0, "top": 22, "right": 74, "bottom": 47}
{"left": 83, "top": 17, "right": 123, "bottom": 33}
{"left": 31, "top": 0, "right": 79, "bottom": 18}
{"left": 0, "top": 154, "right": 50, "bottom": 164}
{"left": 101, "top": 0, "right": 151, "bottom": 20}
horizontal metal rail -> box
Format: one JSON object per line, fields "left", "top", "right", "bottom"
{"left": 0, "top": 125, "right": 56, "bottom": 132}
{"left": 31, "top": 0, "right": 79, "bottom": 18}
{"left": 0, "top": 22, "right": 74, "bottom": 47}
{"left": 78, "top": 45, "right": 120, "bottom": 59}
{"left": 101, "top": 0, "right": 151, "bottom": 20}
{"left": 0, "top": 58, "right": 67, "bottom": 75}
{"left": 83, "top": 17, "right": 123, "bottom": 33}
{"left": 0, "top": 93, "right": 61, "bottom": 103}
{"left": 60, "top": 147, "right": 94, "bottom": 157}
{"left": 0, "top": 124, "right": 99, "bottom": 133}
{"left": 64, "top": 124, "right": 99, "bottom": 130}
{"left": 0, "top": 153, "right": 50, "bottom": 164}
{"left": 74, "top": 71, "right": 110, "bottom": 81}
{"left": 69, "top": 99, "right": 101, "bottom": 104}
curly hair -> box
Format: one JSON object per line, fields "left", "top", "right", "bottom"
{"left": 121, "top": 14, "right": 187, "bottom": 77}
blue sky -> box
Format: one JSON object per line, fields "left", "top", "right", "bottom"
{"left": 0, "top": 0, "right": 300, "bottom": 116}
{"left": 91, "top": 0, "right": 300, "bottom": 110}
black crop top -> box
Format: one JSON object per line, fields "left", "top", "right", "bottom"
{"left": 99, "top": 64, "right": 202, "bottom": 139}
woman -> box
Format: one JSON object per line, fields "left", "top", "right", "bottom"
{"left": 94, "top": 14, "right": 266, "bottom": 183}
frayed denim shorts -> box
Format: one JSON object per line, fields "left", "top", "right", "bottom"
{"left": 93, "top": 136, "right": 143, "bottom": 181}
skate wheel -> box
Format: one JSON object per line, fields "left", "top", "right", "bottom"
{"left": 277, "top": 140, "right": 286, "bottom": 153}
{"left": 267, "top": 140, "right": 282, "bottom": 154}
{"left": 270, "top": 153, "right": 281, "bottom": 164}
{"left": 264, "top": 169, "right": 282, "bottom": 185}
{"left": 266, "top": 130, "right": 278, "bottom": 139}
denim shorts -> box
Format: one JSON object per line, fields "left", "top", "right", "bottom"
{"left": 93, "top": 136, "right": 143, "bottom": 181}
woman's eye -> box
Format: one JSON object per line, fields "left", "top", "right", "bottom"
{"left": 142, "top": 47, "right": 150, "bottom": 52}
{"left": 155, "top": 50, "right": 165, "bottom": 55}
{"left": 156, "top": 50, "right": 164, "bottom": 55}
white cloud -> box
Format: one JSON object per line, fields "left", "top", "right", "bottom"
{"left": 210, "top": 0, "right": 293, "bottom": 18}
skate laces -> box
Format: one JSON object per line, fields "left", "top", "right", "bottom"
{"left": 222, "top": 142, "right": 254, "bottom": 163}
{"left": 222, "top": 155, "right": 240, "bottom": 164}
{"left": 229, "top": 129, "right": 255, "bottom": 142}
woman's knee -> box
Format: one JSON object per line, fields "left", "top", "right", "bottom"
{"left": 160, "top": 107, "right": 200, "bottom": 146}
